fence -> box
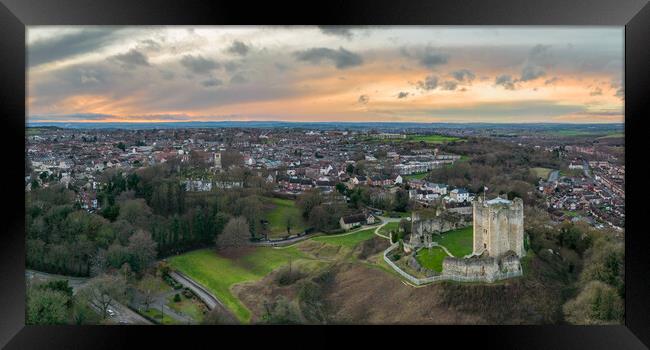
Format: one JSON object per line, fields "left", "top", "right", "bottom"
{"left": 382, "top": 244, "right": 523, "bottom": 286}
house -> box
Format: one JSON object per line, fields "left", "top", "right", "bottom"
{"left": 449, "top": 188, "right": 470, "bottom": 202}
{"left": 394, "top": 175, "right": 403, "bottom": 185}
{"left": 339, "top": 213, "right": 368, "bottom": 230}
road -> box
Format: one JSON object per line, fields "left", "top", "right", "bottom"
{"left": 26, "top": 269, "right": 152, "bottom": 325}
{"left": 169, "top": 271, "right": 238, "bottom": 324}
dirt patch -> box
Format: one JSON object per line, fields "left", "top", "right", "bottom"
{"left": 232, "top": 267, "right": 303, "bottom": 324}
{"left": 354, "top": 236, "right": 390, "bottom": 260}
{"left": 322, "top": 262, "right": 482, "bottom": 324}
{"left": 297, "top": 240, "right": 345, "bottom": 260}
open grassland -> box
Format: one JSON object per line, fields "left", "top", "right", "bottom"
{"left": 431, "top": 226, "right": 474, "bottom": 257}
{"left": 530, "top": 167, "right": 553, "bottom": 179}
{"left": 408, "top": 134, "right": 462, "bottom": 143}
{"left": 415, "top": 247, "right": 449, "bottom": 272}
{"left": 264, "top": 198, "right": 308, "bottom": 238}
{"left": 168, "top": 247, "right": 306, "bottom": 323}
{"left": 312, "top": 228, "right": 376, "bottom": 248}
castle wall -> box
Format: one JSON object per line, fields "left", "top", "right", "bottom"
{"left": 442, "top": 254, "right": 522, "bottom": 283}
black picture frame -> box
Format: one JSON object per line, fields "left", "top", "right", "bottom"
{"left": 1, "top": 0, "right": 648, "bottom": 348}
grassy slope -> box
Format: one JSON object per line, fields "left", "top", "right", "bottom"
{"left": 379, "top": 222, "right": 400, "bottom": 235}
{"left": 431, "top": 226, "right": 474, "bottom": 257}
{"left": 312, "top": 228, "right": 376, "bottom": 248}
{"left": 415, "top": 247, "right": 448, "bottom": 272}
{"left": 168, "top": 247, "right": 305, "bottom": 323}
{"left": 530, "top": 167, "right": 552, "bottom": 179}
{"left": 265, "top": 198, "right": 307, "bottom": 237}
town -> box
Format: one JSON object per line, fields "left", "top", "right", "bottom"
{"left": 26, "top": 124, "right": 625, "bottom": 233}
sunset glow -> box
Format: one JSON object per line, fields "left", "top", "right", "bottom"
{"left": 27, "top": 26, "right": 624, "bottom": 123}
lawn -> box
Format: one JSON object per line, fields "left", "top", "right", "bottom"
{"left": 430, "top": 226, "right": 474, "bottom": 257}
{"left": 405, "top": 172, "right": 429, "bottom": 180}
{"left": 379, "top": 222, "right": 400, "bottom": 236}
{"left": 265, "top": 198, "right": 308, "bottom": 238}
{"left": 167, "top": 294, "right": 206, "bottom": 322}
{"left": 311, "top": 228, "right": 376, "bottom": 248}
{"left": 143, "top": 307, "right": 178, "bottom": 325}
{"left": 530, "top": 167, "right": 553, "bottom": 179}
{"left": 415, "top": 247, "right": 448, "bottom": 272}
{"left": 168, "top": 247, "right": 306, "bottom": 323}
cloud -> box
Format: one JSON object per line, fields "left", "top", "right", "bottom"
{"left": 200, "top": 77, "right": 223, "bottom": 87}
{"left": 397, "top": 92, "right": 409, "bottom": 99}
{"left": 495, "top": 74, "right": 516, "bottom": 90}
{"left": 109, "top": 49, "right": 150, "bottom": 69}
{"left": 440, "top": 81, "right": 458, "bottom": 91}
{"left": 317, "top": 26, "right": 355, "bottom": 39}
{"left": 227, "top": 40, "right": 250, "bottom": 56}
{"left": 519, "top": 64, "right": 545, "bottom": 82}
{"left": 544, "top": 77, "right": 560, "bottom": 85}
{"left": 402, "top": 47, "right": 448, "bottom": 69}
{"left": 418, "top": 50, "right": 448, "bottom": 69}
{"left": 294, "top": 47, "right": 363, "bottom": 69}
{"left": 451, "top": 69, "right": 476, "bottom": 82}
{"left": 416, "top": 75, "right": 439, "bottom": 91}
{"left": 274, "top": 62, "right": 289, "bottom": 72}
{"left": 615, "top": 87, "right": 624, "bottom": 99}
{"left": 358, "top": 95, "right": 370, "bottom": 104}
{"left": 224, "top": 61, "right": 241, "bottom": 73}
{"left": 28, "top": 28, "right": 123, "bottom": 67}
{"left": 180, "top": 55, "right": 220, "bottom": 74}
{"left": 589, "top": 87, "right": 603, "bottom": 96}
{"left": 229, "top": 73, "right": 248, "bottom": 84}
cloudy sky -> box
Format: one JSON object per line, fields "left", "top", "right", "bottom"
{"left": 27, "top": 26, "right": 624, "bottom": 123}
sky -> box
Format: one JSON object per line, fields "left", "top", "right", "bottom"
{"left": 27, "top": 26, "right": 624, "bottom": 124}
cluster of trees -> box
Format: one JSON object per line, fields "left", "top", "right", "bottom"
{"left": 429, "top": 138, "right": 562, "bottom": 206}
{"left": 525, "top": 207, "right": 624, "bottom": 324}
{"left": 26, "top": 157, "right": 281, "bottom": 276}
{"left": 296, "top": 190, "right": 348, "bottom": 232}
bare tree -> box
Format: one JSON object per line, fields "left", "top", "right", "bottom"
{"left": 78, "top": 274, "right": 127, "bottom": 319}
{"left": 127, "top": 229, "right": 158, "bottom": 273}
{"left": 138, "top": 274, "right": 159, "bottom": 311}
{"left": 216, "top": 216, "right": 251, "bottom": 250}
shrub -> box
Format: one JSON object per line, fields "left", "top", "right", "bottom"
{"left": 173, "top": 293, "right": 181, "bottom": 302}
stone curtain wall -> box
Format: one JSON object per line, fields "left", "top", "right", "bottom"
{"left": 383, "top": 243, "right": 523, "bottom": 286}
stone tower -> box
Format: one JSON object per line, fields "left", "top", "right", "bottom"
{"left": 472, "top": 195, "right": 525, "bottom": 258}
{"left": 214, "top": 152, "right": 222, "bottom": 170}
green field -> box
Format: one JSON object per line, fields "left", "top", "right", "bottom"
{"left": 415, "top": 247, "right": 448, "bottom": 272}
{"left": 530, "top": 167, "right": 553, "bottom": 179}
{"left": 431, "top": 226, "right": 474, "bottom": 257}
{"left": 379, "top": 222, "right": 400, "bottom": 236}
{"left": 265, "top": 198, "right": 308, "bottom": 238}
{"left": 408, "top": 134, "right": 462, "bottom": 143}
{"left": 312, "top": 228, "right": 376, "bottom": 248}
{"left": 405, "top": 172, "right": 429, "bottom": 180}
{"left": 168, "top": 247, "right": 306, "bottom": 323}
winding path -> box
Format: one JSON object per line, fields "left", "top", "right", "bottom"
{"left": 168, "top": 271, "right": 239, "bottom": 324}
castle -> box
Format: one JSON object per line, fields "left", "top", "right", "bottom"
{"left": 395, "top": 195, "right": 525, "bottom": 284}
{"left": 472, "top": 195, "right": 525, "bottom": 258}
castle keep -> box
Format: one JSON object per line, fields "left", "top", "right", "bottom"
{"left": 472, "top": 196, "right": 525, "bottom": 258}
